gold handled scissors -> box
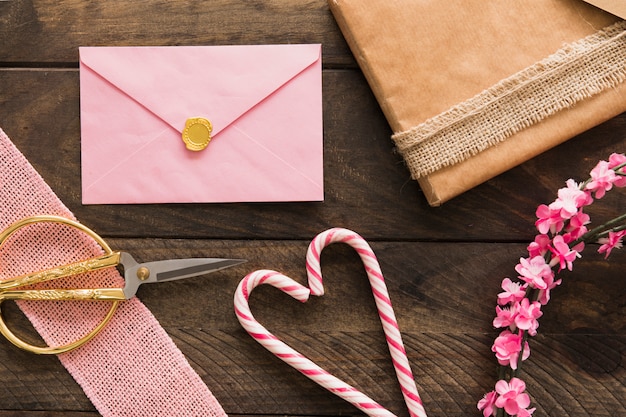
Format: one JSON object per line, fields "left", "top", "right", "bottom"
{"left": 0, "top": 215, "right": 244, "bottom": 355}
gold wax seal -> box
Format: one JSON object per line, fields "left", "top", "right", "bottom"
{"left": 182, "top": 117, "right": 212, "bottom": 151}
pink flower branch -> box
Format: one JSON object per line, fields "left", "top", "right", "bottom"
{"left": 478, "top": 153, "right": 626, "bottom": 417}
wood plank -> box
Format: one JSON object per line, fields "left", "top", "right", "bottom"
{"left": 1, "top": 68, "right": 625, "bottom": 241}
{"left": 0, "top": 239, "right": 623, "bottom": 415}
{"left": 1, "top": 1, "right": 625, "bottom": 416}
{"left": 0, "top": 0, "right": 353, "bottom": 67}
{"left": 0, "top": 413, "right": 306, "bottom": 417}
{"left": 0, "top": 413, "right": 98, "bottom": 417}
{"left": 0, "top": 330, "right": 622, "bottom": 416}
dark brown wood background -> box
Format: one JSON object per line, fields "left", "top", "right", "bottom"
{"left": 0, "top": 1, "right": 624, "bottom": 416}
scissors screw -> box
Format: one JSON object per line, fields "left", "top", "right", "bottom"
{"left": 136, "top": 267, "right": 150, "bottom": 281}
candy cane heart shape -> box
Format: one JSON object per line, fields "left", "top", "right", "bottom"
{"left": 234, "top": 227, "right": 427, "bottom": 417}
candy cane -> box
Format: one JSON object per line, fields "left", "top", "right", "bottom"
{"left": 234, "top": 228, "right": 427, "bottom": 417}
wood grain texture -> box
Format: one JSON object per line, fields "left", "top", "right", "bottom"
{"left": 0, "top": 0, "right": 352, "bottom": 67}
{"left": 0, "top": 240, "right": 623, "bottom": 415}
{"left": 1, "top": 68, "right": 626, "bottom": 241}
{"left": 0, "top": 0, "right": 624, "bottom": 416}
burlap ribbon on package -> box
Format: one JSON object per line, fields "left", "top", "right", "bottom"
{"left": 0, "top": 127, "right": 226, "bottom": 417}
{"left": 329, "top": 0, "right": 626, "bottom": 206}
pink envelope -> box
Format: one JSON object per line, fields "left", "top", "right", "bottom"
{"left": 79, "top": 44, "right": 323, "bottom": 204}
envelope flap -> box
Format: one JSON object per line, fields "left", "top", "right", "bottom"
{"left": 79, "top": 44, "right": 321, "bottom": 136}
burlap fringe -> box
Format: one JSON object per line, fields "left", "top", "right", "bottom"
{"left": 392, "top": 21, "right": 626, "bottom": 179}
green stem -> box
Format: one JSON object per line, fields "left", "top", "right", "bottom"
{"left": 498, "top": 362, "right": 508, "bottom": 381}
{"left": 573, "top": 211, "right": 626, "bottom": 246}
{"left": 513, "top": 330, "right": 530, "bottom": 378}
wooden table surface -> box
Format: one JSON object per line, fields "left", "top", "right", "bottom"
{"left": 0, "top": 1, "right": 625, "bottom": 416}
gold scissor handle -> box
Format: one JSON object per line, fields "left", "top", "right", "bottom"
{"left": 0, "top": 252, "right": 122, "bottom": 291}
{"left": 0, "top": 297, "right": 120, "bottom": 355}
{"left": 0, "top": 215, "right": 125, "bottom": 354}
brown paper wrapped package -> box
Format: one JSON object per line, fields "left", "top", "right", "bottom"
{"left": 328, "top": 0, "right": 626, "bottom": 206}
{"left": 583, "top": 0, "right": 626, "bottom": 19}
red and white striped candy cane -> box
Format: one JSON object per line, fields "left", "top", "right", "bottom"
{"left": 234, "top": 227, "right": 427, "bottom": 417}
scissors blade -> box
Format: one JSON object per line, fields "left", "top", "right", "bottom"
{"left": 152, "top": 258, "right": 246, "bottom": 282}
{"left": 121, "top": 254, "right": 245, "bottom": 298}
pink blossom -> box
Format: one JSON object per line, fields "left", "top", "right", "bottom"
{"left": 495, "top": 377, "right": 531, "bottom": 415}
{"left": 535, "top": 204, "right": 564, "bottom": 234}
{"left": 608, "top": 153, "right": 626, "bottom": 187}
{"left": 572, "top": 241, "right": 585, "bottom": 254}
{"left": 608, "top": 152, "right": 626, "bottom": 167}
{"left": 536, "top": 273, "right": 562, "bottom": 305}
{"left": 493, "top": 305, "right": 516, "bottom": 329}
{"left": 515, "top": 256, "right": 554, "bottom": 290}
{"left": 492, "top": 330, "right": 530, "bottom": 370}
{"left": 513, "top": 299, "right": 543, "bottom": 336}
{"left": 563, "top": 211, "right": 590, "bottom": 243}
{"left": 527, "top": 234, "right": 551, "bottom": 257}
{"left": 549, "top": 234, "right": 580, "bottom": 271}
{"left": 549, "top": 179, "right": 592, "bottom": 219}
{"left": 585, "top": 160, "right": 616, "bottom": 199}
{"left": 477, "top": 390, "right": 498, "bottom": 417}
{"left": 597, "top": 230, "right": 626, "bottom": 259}
{"left": 518, "top": 407, "right": 537, "bottom": 417}
{"left": 498, "top": 278, "right": 527, "bottom": 305}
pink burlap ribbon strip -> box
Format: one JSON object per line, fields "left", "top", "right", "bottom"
{"left": 0, "top": 127, "right": 226, "bottom": 417}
